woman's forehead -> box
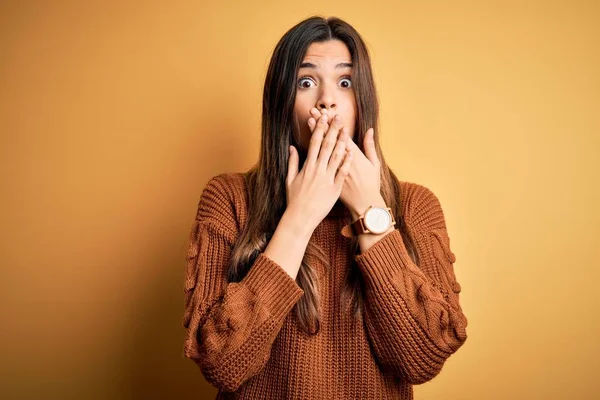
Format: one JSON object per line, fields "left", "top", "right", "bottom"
{"left": 302, "top": 40, "right": 352, "bottom": 65}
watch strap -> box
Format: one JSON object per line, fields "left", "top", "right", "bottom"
{"left": 341, "top": 218, "right": 366, "bottom": 238}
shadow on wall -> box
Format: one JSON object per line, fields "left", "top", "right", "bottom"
{"left": 125, "top": 249, "right": 217, "bottom": 399}
{"left": 122, "top": 116, "right": 251, "bottom": 399}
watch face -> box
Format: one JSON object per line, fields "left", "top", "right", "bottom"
{"left": 364, "top": 207, "right": 391, "bottom": 234}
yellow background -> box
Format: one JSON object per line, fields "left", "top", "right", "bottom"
{"left": 1, "top": 1, "right": 598, "bottom": 399}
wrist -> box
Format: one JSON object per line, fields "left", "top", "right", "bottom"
{"left": 280, "top": 208, "right": 315, "bottom": 240}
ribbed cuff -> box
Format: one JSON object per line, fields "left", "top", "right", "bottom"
{"left": 354, "top": 229, "right": 414, "bottom": 288}
{"left": 241, "top": 253, "right": 305, "bottom": 322}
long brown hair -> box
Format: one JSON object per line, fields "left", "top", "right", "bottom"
{"left": 227, "top": 16, "right": 420, "bottom": 335}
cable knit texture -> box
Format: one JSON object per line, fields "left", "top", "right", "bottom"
{"left": 182, "top": 172, "right": 468, "bottom": 399}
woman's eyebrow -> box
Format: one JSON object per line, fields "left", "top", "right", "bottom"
{"left": 299, "top": 62, "right": 353, "bottom": 69}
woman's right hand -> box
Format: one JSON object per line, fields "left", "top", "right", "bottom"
{"left": 285, "top": 112, "right": 354, "bottom": 231}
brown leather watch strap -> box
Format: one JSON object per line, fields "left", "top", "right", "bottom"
{"left": 340, "top": 218, "right": 366, "bottom": 238}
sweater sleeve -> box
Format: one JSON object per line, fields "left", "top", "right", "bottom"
{"left": 354, "top": 185, "right": 468, "bottom": 385}
{"left": 182, "top": 175, "right": 305, "bottom": 392}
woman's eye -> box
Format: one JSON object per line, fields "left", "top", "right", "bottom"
{"left": 340, "top": 77, "right": 352, "bottom": 88}
{"left": 297, "top": 77, "right": 314, "bottom": 89}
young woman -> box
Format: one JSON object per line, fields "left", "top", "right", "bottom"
{"left": 182, "top": 15, "right": 468, "bottom": 400}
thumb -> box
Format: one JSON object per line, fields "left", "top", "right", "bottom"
{"left": 363, "top": 128, "right": 379, "bottom": 167}
{"left": 287, "top": 145, "right": 299, "bottom": 185}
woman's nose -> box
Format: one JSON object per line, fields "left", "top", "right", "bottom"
{"left": 318, "top": 103, "right": 336, "bottom": 112}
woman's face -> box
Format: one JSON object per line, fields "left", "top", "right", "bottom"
{"left": 293, "top": 39, "right": 357, "bottom": 154}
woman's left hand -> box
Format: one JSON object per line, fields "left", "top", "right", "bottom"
{"left": 339, "top": 126, "right": 384, "bottom": 217}
{"left": 308, "top": 108, "right": 384, "bottom": 218}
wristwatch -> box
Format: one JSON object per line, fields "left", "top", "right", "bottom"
{"left": 340, "top": 205, "right": 396, "bottom": 238}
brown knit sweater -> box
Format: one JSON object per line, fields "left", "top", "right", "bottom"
{"left": 182, "top": 172, "right": 468, "bottom": 399}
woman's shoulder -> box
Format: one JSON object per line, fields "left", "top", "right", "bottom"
{"left": 397, "top": 179, "right": 449, "bottom": 233}
{"left": 203, "top": 171, "right": 247, "bottom": 198}
{"left": 195, "top": 172, "right": 248, "bottom": 233}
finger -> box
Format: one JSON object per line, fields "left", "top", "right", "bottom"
{"left": 345, "top": 133, "right": 359, "bottom": 152}
{"left": 310, "top": 107, "right": 322, "bottom": 120}
{"left": 313, "top": 108, "right": 331, "bottom": 121}
{"left": 287, "top": 145, "right": 298, "bottom": 185}
{"left": 334, "top": 150, "right": 353, "bottom": 188}
{"left": 363, "top": 128, "right": 380, "bottom": 167}
{"left": 317, "top": 114, "right": 343, "bottom": 169}
{"left": 327, "top": 127, "right": 349, "bottom": 175}
{"left": 309, "top": 108, "right": 329, "bottom": 132}
{"left": 308, "top": 117, "right": 316, "bottom": 132}
{"left": 306, "top": 113, "right": 329, "bottom": 165}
